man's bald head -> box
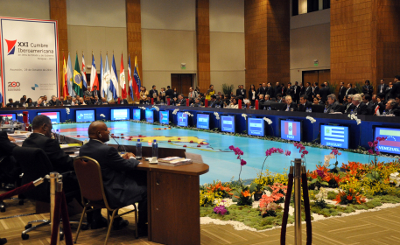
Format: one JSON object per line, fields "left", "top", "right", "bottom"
{"left": 88, "top": 121, "right": 110, "bottom": 142}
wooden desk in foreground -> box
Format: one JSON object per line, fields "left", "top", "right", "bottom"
{"left": 137, "top": 160, "right": 209, "bottom": 245}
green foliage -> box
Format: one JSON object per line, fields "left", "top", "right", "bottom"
{"left": 354, "top": 82, "right": 363, "bottom": 93}
{"left": 232, "top": 186, "right": 253, "bottom": 206}
{"left": 222, "top": 83, "right": 234, "bottom": 96}
{"left": 327, "top": 191, "right": 337, "bottom": 200}
{"left": 327, "top": 81, "right": 338, "bottom": 94}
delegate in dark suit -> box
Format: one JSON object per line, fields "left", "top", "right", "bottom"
{"left": 298, "top": 101, "right": 312, "bottom": 112}
{"left": 0, "top": 132, "right": 19, "bottom": 185}
{"left": 390, "top": 82, "right": 400, "bottom": 99}
{"left": 236, "top": 89, "right": 246, "bottom": 98}
{"left": 319, "top": 87, "right": 330, "bottom": 103}
{"left": 305, "top": 87, "right": 313, "bottom": 101}
{"left": 79, "top": 139, "right": 146, "bottom": 208}
{"left": 377, "top": 83, "right": 388, "bottom": 96}
{"left": 338, "top": 85, "right": 347, "bottom": 103}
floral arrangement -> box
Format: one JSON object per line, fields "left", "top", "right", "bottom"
{"left": 183, "top": 111, "right": 193, "bottom": 117}
{"left": 213, "top": 201, "right": 228, "bottom": 215}
{"left": 306, "top": 116, "right": 316, "bottom": 124}
{"left": 334, "top": 188, "right": 366, "bottom": 205}
{"left": 348, "top": 113, "right": 362, "bottom": 125}
{"left": 314, "top": 187, "right": 328, "bottom": 208}
{"left": 329, "top": 149, "right": 341, "bottom": 172}
{"left": 206, "top": 181, "right": 233, "bottom": 198}
{"left": 172, "top": 108, "right": 179, "bottom": 115}
{"left": 259, "top": 183, "right": 287, "bottom": 217}
{"left": 66, "top": 108, "right": 70, "bottom": 115}
{"left": 200, "top": 190, "right": 220, "bottom": 207}
{"left": 293, "top": 142, "right": 309, "bottom": 158}
{"left": 263, "top": 117, "right": 272, "bottom": 125}
{"left": 241, "top": 114, "right": 247, "bottom": 120}
{"left": 214, "top": 112, "right": 220, "bottom": 120}
{"left": 151, "top": 105, "right": 160, "bottom": 111}
{"left": 100, "top": 114, "right": 105, "bottom": 118}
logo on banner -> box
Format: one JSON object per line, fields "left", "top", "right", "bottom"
{"left": 5, "top": 39, "right": 17, "bottom": 55}
{"left": 7, "top": 81, "right": 20, "bottom": 91}
{"left": 31, "top": 84, "right": 39, "bottom": 90}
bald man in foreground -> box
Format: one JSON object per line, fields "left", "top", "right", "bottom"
{"left": 79, "top": 121, "right": 148, "bottom": 236}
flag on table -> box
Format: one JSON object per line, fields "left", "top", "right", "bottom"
{"left": 110, "top": 54, "right": 119, "bottom": 100}
{"left": 90, "top": 54, "right": 99, "bottom": 92}
{"left": 62, "top": 55, "right": 69, "bottom": 97}
{"left": 120, "top": 54, "right": 127, "bottom": 99}
{"left": 128, "top": 56, "right": 134, "bottom": 100}
{"left": 103, "top": 54, "right": 111, "bottom": 100}
{"left": 67, "top": 53, "right": 75, "bottom": 96}
{"left": 73, "top": 53, "right": 83, "bottom": 97}
{"left": 133, "top": 56, "right": 141, "bottom": 99}
{"left": 81, "top": 53, "right": 87, "bottom": 89}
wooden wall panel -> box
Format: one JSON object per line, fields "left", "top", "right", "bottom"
{"left": 331, "top": 0, "right": 400, "bottom": 92}
{"left": 126, "top": 0, "right": 142, "bottom": 101}
{"left": 50, "top": 0, "right": 68, "bottom": 97}
{"left": 196, "top": 0, "right": 211, "bottom": 92}
{"left": 245, "top": 0, "right": 290, "bottom": 91}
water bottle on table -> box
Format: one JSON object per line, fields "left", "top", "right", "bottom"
{"left": 136, "top": 139, "right": 142, "bottom": 160}
{"left": 152, "top": 139, "right": 158, "bottom": 159}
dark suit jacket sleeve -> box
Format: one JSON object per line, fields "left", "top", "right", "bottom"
{"left": 105, "top": 147, "right": 139, "bottom": 172}
{"left": 44, "top": 138, "right": 74, "bottom": 172}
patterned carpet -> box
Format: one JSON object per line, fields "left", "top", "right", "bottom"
{"left": 1, "top": 195, "right": 400, "bottom": 244}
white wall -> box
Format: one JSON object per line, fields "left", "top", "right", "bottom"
{"left": 290, "top": 9, "right": 330, "bottom": 83}
{"left": 209, "top": 0, "right": 245, "bottom": 93}
{"left": 0, "top": 0, "right": 50, "bottom": 19}
{"left": 141, "top": 0, "right": 196, "bottom": 90}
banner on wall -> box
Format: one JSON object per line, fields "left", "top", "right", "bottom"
{"left": 0, "top": 17, "right": 59, "bottom": 105}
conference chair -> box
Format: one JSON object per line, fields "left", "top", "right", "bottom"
{"left": 73, "top": 156, "right": 138, "bottom": 245}
{"left": 0, "top": 155, "right": 24, "bottom": 212}
{"left": 12, "top": 147, "right": 81, "bottom": 240}
{"left": 311, "top": 104, "right": 325, "bottom": 113}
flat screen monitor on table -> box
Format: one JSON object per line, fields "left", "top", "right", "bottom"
{"left": 196, "top": 114, "right": 209, "bottom": 129}
{"left": 374, "top": 127, "right": 400, "bottom": 155}
{"left": 111, "top": 108, "right": 130, "bottom": 121}
{"left": 0, "top": 113, "right": 17, "bottom": 121}
{"left": 133, "top": 109, "right": 141, "bottom": 121}
{"left": 145, "top": 110, "right": 154, "bottom": 123}
{"left": 221, "top": 115, "right": 235, "bottom": 133}
{"left": 280, "top": 119, "right": 302, "bottom": 142}
{"left": 320, "top": 125, "right": 349, "bottom": 149}
{"left": 177, "top": 112, "right": 188, "bottom": 127}
{"left": 37, "top": 112, "right": 60, "bottom": 124}
{"left": 159, "top": 111, "right": 169, "bottom": 125}
{"left": 75, "top": 110, "right": 95, "bottom": 123}
{"left": 248, "top": 118, "right": 265, "bottom": 137}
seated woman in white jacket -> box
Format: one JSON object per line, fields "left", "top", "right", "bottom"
{"left": 227, "top": 98, "right": 238, "bottom": 109}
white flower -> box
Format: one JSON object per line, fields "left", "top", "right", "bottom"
{"left": 306, "top": 116, "right": 316, "bottom": 124}
{"left": 100, "top": 114, "right": 105, "bottom": 118}
{"left": 17, "top": 113, "right": 23, "bottom": 117}
{"left": 214, "top": 112, "right": 220, "bottom": 120}
{"left": 172, "top": 109, "right": 179, "bottom": 115}
{"left": 65, "top": 108, "right": 70, "bottom": 115}
{"left": 356, "top": 119, "right": 361, "bottom": 125}
{"left": 263, "top": 117, "right": 272, "bottom": 125}
{"left": 139, "top": 106, "right": 146, "bottom": 110}
{"left": 183, "top": 111, "right": 193, "bottom": 117}
{"left": 152, "top": 105, "right": 160, "bottom": 111}
{"left": 241, "top": 114, "right": 247, "bottom": 120}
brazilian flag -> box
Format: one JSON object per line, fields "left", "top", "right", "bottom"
{"left": 73, "top": 53, "right": 83, "bottom": 97}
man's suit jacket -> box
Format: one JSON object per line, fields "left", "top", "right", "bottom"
{"left": 313, "top": 87, "right": 320, "bottom": 97}
{"left": 284, "top": 102, "right": 298, "bottom": 111}
{"left": 362, "top": 85, "right": 373, "bottom": 96}
{"left": 259, "top": 87, "right": 268, "bottom": 95}
{"left": 48, "top": 100, "right": 62, "bottom": 106}
{"left": 79, "top": 140, "right": 144, "bottom": 208}
{"left": 281, "top": 87, "right": 287, "bottom": 97}
{"left": 165, "top": 89, "right": 174, "bottom": 98}
{"left": 377, "top": 84, "right": 388, "bottom": 95}
{"left": 0, "top": 132, "right": 17, "bottom": 158}
{"left": 176, "top": 98, "right": 186, "bottom": 106}
{"left": 274, "top": 86, "right": 282, "bottom": 97}
{"left": 319, "top": 87, "right": 330, "bottom": 102}
{"left": 345, "top": 88, "right": 356, "bottom": 96}
{"left": 338, "top": 86, "right": 347, "bottom": 102}
{"left": 305, "top": 87, "right": 312, "bottom": 101}
{"left": 119, "top": 99, "right": 129, "bottom": 105}
{"left": 22, "top": 133, "right": 73, "bottom": 173}
{"left": 91, "top": 90, "right": 101, "bottom": 99}
{"left": 390, "top": 82, "right": 400, "bottom": 99}
{"left": 149, "top": 89, "right": 158, "bottom": 99}
{"left": 298, "top": 101, "right": 312, "bottom": 112}
{"left": 266, "top": 87, "right": 274, "bottom": 97}
{"left": 326, "top": 101, "right": 340, "bottom": 113}
{"left": 348, "top": 103, "right": 369, "bottom": 115}
{"left": 236, "top": 89, "right": 246, "bottom": 98}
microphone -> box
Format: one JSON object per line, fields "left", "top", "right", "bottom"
{"left": 111, "top": 134, "right": 127, "bottom": 153}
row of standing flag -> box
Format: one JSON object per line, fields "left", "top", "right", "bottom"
{"left": 62, "top": 53, "right": 142, "bottom": 101}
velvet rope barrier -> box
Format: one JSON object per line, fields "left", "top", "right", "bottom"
{"left": 280, "top": 167, "right": 294, "bottom": 245}
{"left": 301, "top": 170, "right": 312, "bottom": 245}
{"left": 0, "top": 182, "right": 34, "bottom": 201}
{"left": 50, "top": 191, "right": 73, "bottom": 245}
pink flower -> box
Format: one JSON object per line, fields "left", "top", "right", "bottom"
{"left": 278, "top": 148, "right": 284, "bottom": 154}
{"left": 368, "top": 149, "right": 374, "bottom": 154}
{"left": 376, "top": 151, "right": 380, "bottom": 155}
{"left": 229, "top": 145, "right": 234, "bottom": 150}
{"left": 301, "top": 154, "right": 305, "bottom": 158}
{"left": 284, "top": 150, "right": 291, "bottom": 156}
{"left": 240, "top": 159, "right": 247, "bottom": 166}
{"left": 265, "top": 150, "right": 271, "bottom": 156}
{"left": 302, "top": 150, "right": 309, "bottom": 155}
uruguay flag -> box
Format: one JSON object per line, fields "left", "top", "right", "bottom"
{"left": 128, "top": 56, "right": 134, "bottom": 99}
{"left": 133, "top": 56, "right": 141, "bottom": 99}
{"left": 110, "top": 54, "right": 119, "bottom": 100}
{"left": 67, "top": 53, "right": 75, "bottom": 96}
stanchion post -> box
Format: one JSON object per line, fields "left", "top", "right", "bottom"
{"left": 50, "top": 172, "right": 60, "bottom": 245}
{"left": 294, "top": 158, "right": 302, "bottom": 245}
